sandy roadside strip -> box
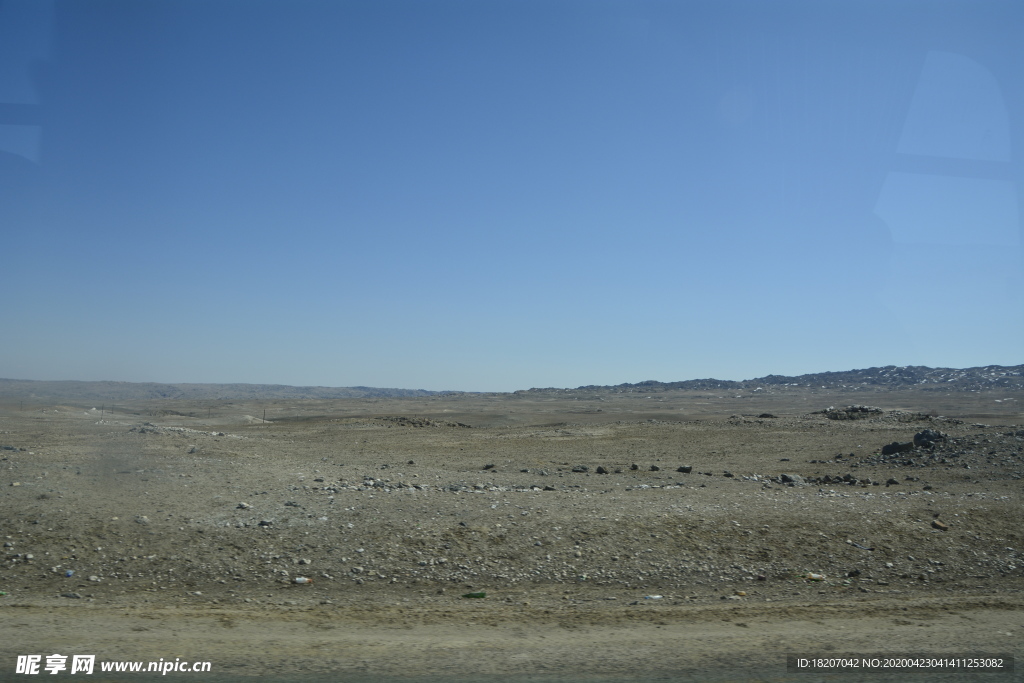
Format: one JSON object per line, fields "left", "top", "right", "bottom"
{"left": 1, "top": 595, "right": 1020, "bottom": 680}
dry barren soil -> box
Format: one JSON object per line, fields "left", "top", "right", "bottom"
{"left": 1, "top": 387, "right": 1022, "bottom": 681}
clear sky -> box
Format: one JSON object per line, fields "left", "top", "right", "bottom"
{"left": 2, "top": 0, "right": 1022, "bottom": 392}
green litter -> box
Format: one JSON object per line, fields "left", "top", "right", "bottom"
{"left": 461, "top": 592, "right": 486, "bottom": 599}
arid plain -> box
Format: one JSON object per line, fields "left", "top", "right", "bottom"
{"left": 1, "top": 378, "right": 1022, "bottom": 681}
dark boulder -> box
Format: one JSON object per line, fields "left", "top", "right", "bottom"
{"left": 913, "top": 429, "right": 947, "bottom": 448}
{"left": 881, "top": 442, "right": 914, "bottom": 456}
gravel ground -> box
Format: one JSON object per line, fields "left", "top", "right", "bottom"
{"left": 1, "top": 389, "right": 1021, "bottom": 681}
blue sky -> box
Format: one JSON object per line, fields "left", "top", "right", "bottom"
{"left": 2, "top": 0, "right": 1021, "bottom": 392}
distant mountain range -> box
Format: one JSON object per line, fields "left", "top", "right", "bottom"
{"left": 0, "top": 379, "right": 453, "bottom": 402}
{"left": 559, "top": 364, "right": 1024, "bottom": 393}
{"left": 1, "top": 364, "right": 1020, "bottom": 403}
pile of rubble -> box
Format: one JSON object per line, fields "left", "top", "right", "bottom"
{"left": 817, "top": 405, "right": 884, "bottom": 420}
{"left": 375, "top": 416, "right": 471, "bottom": 428}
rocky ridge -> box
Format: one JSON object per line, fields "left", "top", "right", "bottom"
{"left": 563, "top": 364, "right": 1024, "bottom": 393}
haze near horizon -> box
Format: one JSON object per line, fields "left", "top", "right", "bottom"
{"left": 2, "top": 0, "right": 1022, "bottom": 392}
